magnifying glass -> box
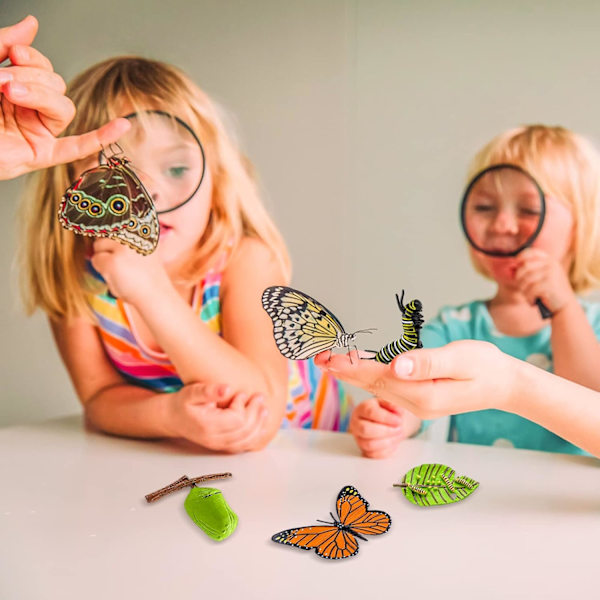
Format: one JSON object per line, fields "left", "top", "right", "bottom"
{"left": 100, "top": 109, "right": 206, "bottom": 215}
{"left": 97, "top": 110, "right": 206, "bottom": 298}
{"left": 460, "top": 163, "right": 552, "bottom": 319}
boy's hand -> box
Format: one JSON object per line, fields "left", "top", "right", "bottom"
{"left": 167, "top": 383, "right": 269, "bottom": 453}
{"left": 514, "top": 248, "right": 576, "bottom": 314}
{"left": 349, "top": 397, "right": 420, "bottom": 459}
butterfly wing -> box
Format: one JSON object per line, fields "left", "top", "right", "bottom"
{"left": 59, "top": 166, "right": 132, "bottom": 236}
{"left": 59, "top": 159, "right": 159, "bottom": 255}
{"left": 271, "top": 525, "right": 359, "bottom": 560}
{"left": 336, "top": 486, "right": 392, "bottom": 537}
{"left": 261, "top": 286, "right": 347, "bottom": 360}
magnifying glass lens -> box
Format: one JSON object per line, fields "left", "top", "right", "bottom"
{"left": 462, "top": 166, "right": 544, "bottom": 256}
{"left": 103, "top": 111, "right": 205, "bottom": 214}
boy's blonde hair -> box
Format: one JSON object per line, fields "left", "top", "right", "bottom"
{"left": 467, "top": 125, "right": 600, "bottom": 293}
{"left": 19, "top": 56, "right": 291, "bottom": 320}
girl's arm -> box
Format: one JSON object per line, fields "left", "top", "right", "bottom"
{"left": 50, "top": 317, "right": 268, "bottom": 450}
{"left": 50, "top": 316, "right": 174, "bottom": 437}
{"left": 514, "top": 248, "right": 600, "bottom": 390}
{"left": 92, "top": 237, "right": 289, "bottom": 447}
{"left": 316, "top": 341, "right": 600, "bottom": 458}
{"left": 550, "top": 299, "right": 600, "bottom": 391}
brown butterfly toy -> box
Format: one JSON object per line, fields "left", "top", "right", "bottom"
{"left": 59, "top": 151, "right": 159, "bottom": 255}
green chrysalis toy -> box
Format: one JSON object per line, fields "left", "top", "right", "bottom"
{"left": 145, "top": 473, "right": 238, "bottom": 541}
{"left": 184, "top": 487, "right": 238, "bottom": 541}
{"left": 395, "top": 463, "right": 479, "bottom": 507}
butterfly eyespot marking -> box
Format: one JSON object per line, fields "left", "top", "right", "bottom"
{"left": 139, "top": 226, "right": 151, "bottom": 238}
{"left": 79, "top": 199, "right": 90, "bottom": 210}
{"left": 70, "top": 193, "right": 81, "bottom": 204}
{"left": 126, "top": 216, "right": 138, "bottom": 230}
{"left": 88, "top": 202, "right": 105, "bottom": 217}
{"left": 108, "top": 195, "right": 128, "bottom": 215}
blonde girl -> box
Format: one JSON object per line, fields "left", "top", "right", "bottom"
{"left": 20, "top": 57, "right": 350, "bottom": 452}
{"left": 334, "top": 125, "right": 600, "bottom": 457}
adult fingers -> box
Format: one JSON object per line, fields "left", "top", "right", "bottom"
{"left": 390, "top": 341, "right": 498, "bottom": 382}
{"left": 1, "top": 64, "right": 65, "bottom": 92}
{"left": 2, "top": 80, "right": 74, "bottom": 135}
{"left": 51, "top": 118, "right": 131, "bottom": 165}
{"left": 8, "top": 43, "right": 53, "bottom": 72}
{"left": 0, "top": 16, "right": 38, "bottom": 61}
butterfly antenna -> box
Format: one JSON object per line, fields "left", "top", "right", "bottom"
{"left": 110, "top": 141, "right": 125, "bottom": 156}
{"left": 355, "top": 328, "right": 377, "bottom": 335}
{"left": 316, "top": 519, "right": 335, "bottom": 526}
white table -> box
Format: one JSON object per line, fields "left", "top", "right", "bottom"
{"left": 0, "top": 416, "right": 598, "bottom": 599}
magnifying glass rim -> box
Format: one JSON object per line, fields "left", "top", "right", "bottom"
{"left": 460, "top": 162, "right": 547, "bottom": 257}
{"left": 98, "top": 109, "right": 206, "bottom": 216}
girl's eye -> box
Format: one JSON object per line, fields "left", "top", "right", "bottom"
{"left": 167, "top": 166, "right": 189, "bottom": 178}
{"left": 519, "top": 208, "right": 541, "bottom": 217}
{"left": 473, "top": 204, "right": 495, "bottom": 213}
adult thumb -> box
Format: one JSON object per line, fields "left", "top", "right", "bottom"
{"left": 391, "top": 340, "right": 490, "bottom": 381}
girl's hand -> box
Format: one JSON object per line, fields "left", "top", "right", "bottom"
{"left": 315, "top": 341, "right": 517, "bottom": 419}
{"left": 514, "top": 248, "right": 576, "bottom": 314}
{"left": 349, "top": 398, "right": 419, "bottom": 459}
{"left": 0, "top": 16, "right": 130, "bottom": 180}
{"left": 91, "top": 238, "right": 170, "bottom": 304}
{"left": 167, "top": 383, "right": 269, "bottom": 453}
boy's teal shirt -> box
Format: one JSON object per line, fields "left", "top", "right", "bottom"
{"left": 421, "top": 299, "right": 600, "bottom": 455}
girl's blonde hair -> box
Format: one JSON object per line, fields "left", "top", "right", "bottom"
{"left": 19, "top": 56, "right": 291, "bottom": 320}
{"left": 467, "top": 125, "right": 600, "bottom": 293}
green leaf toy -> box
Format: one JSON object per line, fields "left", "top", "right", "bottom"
{"left": 394, "top": 463, "right": 479, "bottom": 507}
{"left": 184, "top": 487, "right": 238, "bottom": 541}
{"left": 145, "top": 473, "right": 237, "bottom": 541}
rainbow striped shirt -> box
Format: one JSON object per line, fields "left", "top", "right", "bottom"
{"left": 85, "top": 260, "right": 351, "bottom": 432}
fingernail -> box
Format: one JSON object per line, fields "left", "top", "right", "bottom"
{"left": 0, "top": 72, "right": 13, "bottom": 85}
{"left": 393, "top": 357, "right": 414, "bottom": 377}
{"left": 8, "top": 82, "right": 28, "bottom": 96}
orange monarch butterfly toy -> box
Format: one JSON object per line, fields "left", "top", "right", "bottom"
{"left": 271, "top": 485, "right": 391, "bottom": 560}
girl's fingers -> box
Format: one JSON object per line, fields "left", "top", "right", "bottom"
{"left": 220, "top": 404, "right": 268, "bottom": 452}
{"left": 355, "top": 399, "right": 402, "bottom": 427}
{"left": 8, "top": 44, "right": 53, "bottom": 72}
{"left": 350, "top": 416, "right": 402, "bottom": 440}
{"left": 357, "top": 433, "right": 405, "bottom": 458}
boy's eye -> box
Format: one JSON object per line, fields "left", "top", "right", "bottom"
{"left": 473, "top": 204, "right": 495, "bottom": 213}
{"left": 167, "top": 166, "right": 189, "bottom": 178}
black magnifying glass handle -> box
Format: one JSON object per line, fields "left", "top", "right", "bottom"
{"left": 535, "top": 298, "right": 553, "bottom": 319}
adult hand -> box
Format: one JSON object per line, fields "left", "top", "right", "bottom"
{"left": 0, "top": 15, "right": 130, "bottom": 180}
{"left": 316, "top": 340, "right": 518, "bottom": 419}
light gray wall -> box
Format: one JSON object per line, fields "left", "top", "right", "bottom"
{"left": 2, "top": 0, "right": 600, "bottom": 425}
